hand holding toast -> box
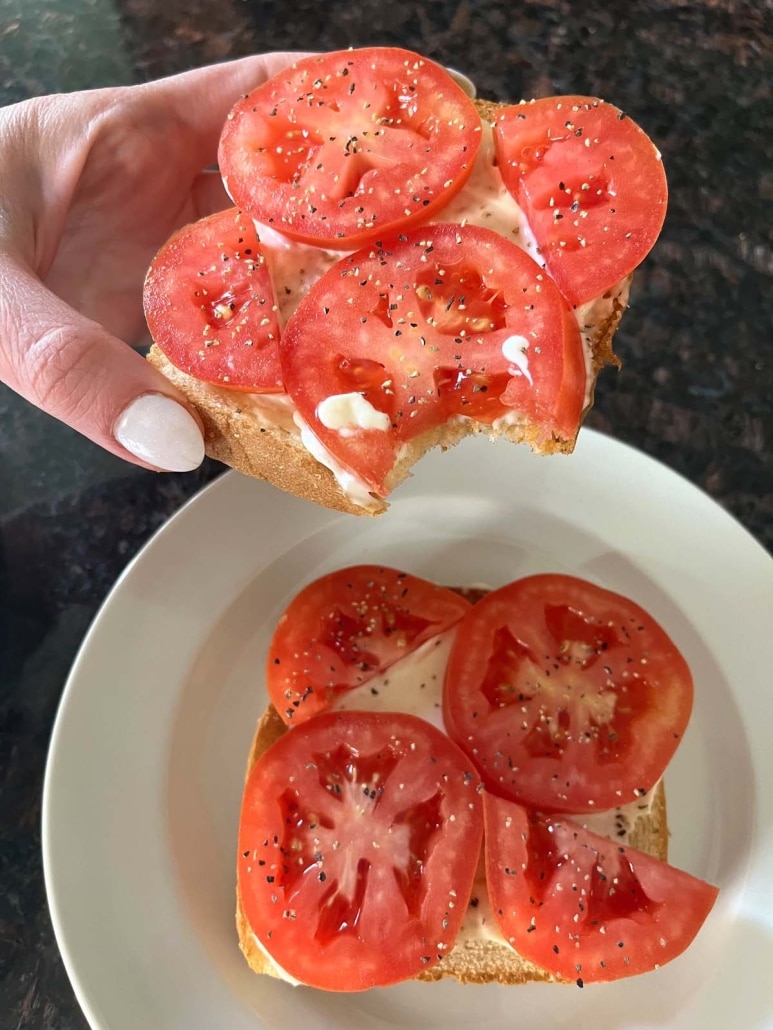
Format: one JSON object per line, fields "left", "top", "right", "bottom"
{"left": 0, "top": 53, "right": 306, "bottom": 471}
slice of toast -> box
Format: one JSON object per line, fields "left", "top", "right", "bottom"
{"left": 147, "top": 95, "right": 630, "bottom": 516}
{"left": 234, "top": 701, "right": 668, "bottom": 988}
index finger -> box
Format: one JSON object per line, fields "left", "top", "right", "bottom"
{"left": 139, "top": 52, "right": 316, "bottom": 169}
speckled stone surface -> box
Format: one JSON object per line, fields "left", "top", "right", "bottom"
{"left": 1, "top": 1, "right": 771, "bottom": 1025}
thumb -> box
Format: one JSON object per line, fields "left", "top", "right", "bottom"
{"left": 1, "top": 260, "right": 205, "bottom": 472}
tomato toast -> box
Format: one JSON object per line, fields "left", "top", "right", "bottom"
{"left": 235, "top": 568, "right": 717, "bottom": 991}
{"left": 145, "top": 48, "right": 666, "bottom": 514}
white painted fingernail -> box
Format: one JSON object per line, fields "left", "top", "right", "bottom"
{"left": 114, "top": 394, "right": 205, "bottom": 472}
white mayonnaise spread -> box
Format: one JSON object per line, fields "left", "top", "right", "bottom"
{"left": 249, "top": 934, "right": 303, "bottom": 986}
{"left": 238, "top": 390, "right": 298, "bottom": 433}
{"left": 331, "top": 628, "right": 458, "bottom": 730}
{"left": 252, "top": 221, "right": 341, "bottom": 326}
{"left": 439, "top": 123, "right": 543, "bottom": 261}
{"left": 581, "top": 784, "right": 659, "bottom": 840}
{"left": 500, "top": 334, "right": 534, "bottom": 385}
{"left": 292, "top": 413, "right": 382, "bottom": 511}
{"left": 316, "top": 392, "right": 391, "bottom": 434}
{"left": 215, "top": 122, "right": 627, "bottom": 507}
{"left": 454, "top": 856, "right": 506, "bottom": 946}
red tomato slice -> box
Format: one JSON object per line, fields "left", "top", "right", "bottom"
{"left": 443, "top": 574, "right": 693, "bottom": 812}
{"left": 280, "top": 223, "right": 585, "bottom": 497}
{"left": 493, "top": 96, "right": 668, "bottom": 306}
{"left": 484, "top": 795, "right": 718, "bottom": 983}
{"left": 267, "top": 565, "right": 471, "bottom": 726}
{"left": 238, "top": 710, "right": 484, "bottom": 991}
{"left": 218, "top": 47, "right": 482, "bottom": 249}
{"left": 143, "top": 208, "right": 282, "bottom": 390}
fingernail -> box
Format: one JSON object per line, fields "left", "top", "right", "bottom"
{"left": 114, "top": 394, "right": 205, "bottom": 472}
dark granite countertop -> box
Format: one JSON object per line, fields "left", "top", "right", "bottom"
{"left": 1, "top": 1, "right": 771, "bottom": 1026}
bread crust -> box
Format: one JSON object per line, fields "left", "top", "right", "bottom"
{"left": 235, "top": 704, "right": 289, "bottom": 979}
{"left": 146, "top": 96, "right": 630, "bottom": 516}
{"left": 234, "top": 674, "right": 669, "bottom": 988}
{"left": 147, "top": 347, "right": 383, "bottom": 515}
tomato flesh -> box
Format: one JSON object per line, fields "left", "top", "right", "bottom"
{"left": 280, "top": 224, "right": 585, "bottom": 496}
{"left": 443, "top": 574, "right": 693, "bottom": 812}
{"left": 219, "top": 47, "right": 482, "bottom": 249}
{"left": 494, "top": 96, "right": 668, "bottom": 305}
{"left": 143, "top": 208, "right": 282, "bottom": 390}
{"left": 267, "top": 565, "right": 471, "bottom": 725}
{"left": 238, "top": 711, "right": 484, "bottom": 991}
{"left": 484, "top": 794, "right": 718, "bottom": 983}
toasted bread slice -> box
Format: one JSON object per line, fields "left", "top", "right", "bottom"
{"left": 147, "top": 96, "right": 630, "bottom": 516}
{"left": 234, "top": 703, "right": 668, "bottom": 987}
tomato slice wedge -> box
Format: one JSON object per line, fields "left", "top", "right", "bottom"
{"left": 280, "top": 223, "right": 585, "bottom": 497}
{"left": 493, "top": 96, "right": 668, "bottom": 306}
{"left": 484, "top": 794, "right": 718, "bottom": 983}
{"left": 443, "top": 574, "right": 693, "bottom": 812}
{"left": 218, "top": 47, "right": 482, "bottom": 249}
{"left": 143, "top": 208, "right": 282, "bottom": 390}
{"left": 267, "top": 565, "right": 471, "bottom": 725}
{"left": 238, "top": 710, "right": 484, "bottom": 991}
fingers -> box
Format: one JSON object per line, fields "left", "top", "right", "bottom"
{"left": 190, "top": 169, "right": 232, "bottom": 220}
{"left": 141, "top": 51, "right": 315, "bottom": 169}
{"left": 0, "top": 54, "right": 315, "bottom": 471}
{"left": 1, "top": 260, "right": 205, "bottom": 472}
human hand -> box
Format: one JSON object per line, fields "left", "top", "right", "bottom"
{"left": 0, "top": 53, "right": 308, "bottom": 472}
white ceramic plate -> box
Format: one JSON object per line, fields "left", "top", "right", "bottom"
{"left": 43, "top": 430, "right": 773, "bottom": 1030}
